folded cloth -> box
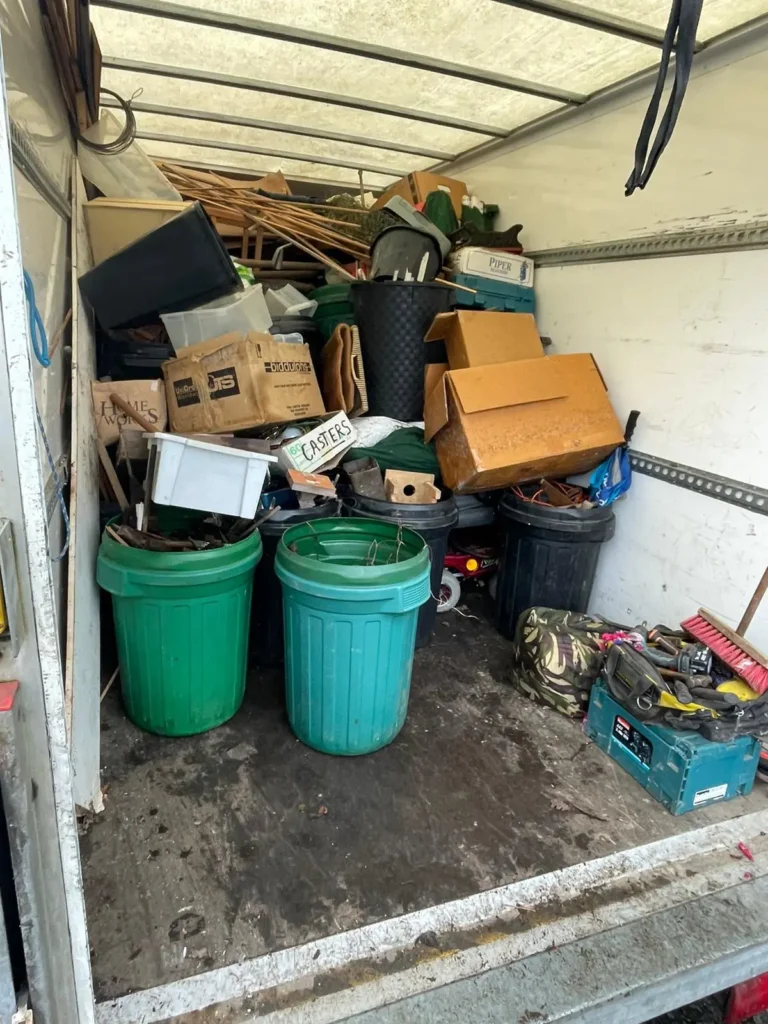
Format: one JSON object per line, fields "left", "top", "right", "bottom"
{"left": 346, "top": 426, "right": 439, "bottom": 480}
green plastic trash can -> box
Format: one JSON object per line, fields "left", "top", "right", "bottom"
{"left": 309, "top": 283, "right": 355, "bottom": 340}
{"left": 275, "top": 518, "right": 430, "bottom": 755}
{"left": 97, "top": 527, "right": 262, "bottom": 736}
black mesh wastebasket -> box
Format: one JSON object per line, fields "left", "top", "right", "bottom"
{"left": 351, "top": 281, "right": 452, "bottom": 420}
{"left": 495, "top": 491, "right": 615, "bottom": 639}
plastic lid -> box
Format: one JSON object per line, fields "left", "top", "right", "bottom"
{"left": 276, "top": 517, "right": 428, "bottom": 587}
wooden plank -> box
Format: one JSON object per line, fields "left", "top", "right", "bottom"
{"left": 90, "top": 24, "right": 101, "bottom": 112}
{"left": 64, "top": 166, "right": 104, "bottom": 813}
{"left": 96, "top": 441, "right": 127, "bottom": 510}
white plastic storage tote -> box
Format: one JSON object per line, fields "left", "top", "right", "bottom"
{"left": 146, "top": 433, "right": 277, "bottom": 517}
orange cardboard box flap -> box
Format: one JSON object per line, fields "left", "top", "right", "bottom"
{"left": 424, "top": 310, "right": 543, "bottom": 370}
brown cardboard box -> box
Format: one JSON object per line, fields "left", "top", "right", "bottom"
{"left": 424, "top": 354, "right": 624, "bottom": 493}
{"left": 424, "top": 311, "right": 543, "bottom": 369}
{"left": 91, "top": 379, "right": 167, "bottom": 445}
{"left": 372, "top": 172, "right": 467, "bottom": 218}
{"left": 163, "top": 332, "right": 325, "bottom": 433}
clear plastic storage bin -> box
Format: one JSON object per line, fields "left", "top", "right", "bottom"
{"left": 161, "top": 285, "right": 273, "bottom": 350}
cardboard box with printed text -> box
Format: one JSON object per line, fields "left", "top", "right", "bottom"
{"left": 162, "top": 332, "right": 325, "bottom": 434}
{"left": 91, "top": 379, "right": 167, "bottom": 445}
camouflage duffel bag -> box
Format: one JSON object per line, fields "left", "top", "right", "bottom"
{"left": 510, "top": 607, "right": 609, "bottom": 717}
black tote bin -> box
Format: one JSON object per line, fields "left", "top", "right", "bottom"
{"left": 79, "top": 202, "right": 241, "bottom": 330}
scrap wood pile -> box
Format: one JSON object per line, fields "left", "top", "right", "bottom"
{"left": 105, "top": 512, "right": 264, "bottom": 552}
{"left": 157, "top": 162, "right": 370, "bottom": 278}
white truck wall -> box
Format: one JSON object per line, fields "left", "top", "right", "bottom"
{"left": 448, "top": 39, "right": 768, "bottom": 649}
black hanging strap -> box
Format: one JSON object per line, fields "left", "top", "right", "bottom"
{"left": 624, "top": 410, "right": 641, "bottom": 445}
{"left": 625, "top": 0, "right": 703, "bottom": 196}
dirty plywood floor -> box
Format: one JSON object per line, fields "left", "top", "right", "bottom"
{"left": 81, "top": 596, "right": 767, "bottom": 1002}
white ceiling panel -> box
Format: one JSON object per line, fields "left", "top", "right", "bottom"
{"left": 90, "top": 0, "right": 767, "bottom": 185}
{"left": 91, "top": 7, "right": 569, "bottom": 125}
{"left": 131, "top": 110, "right": 429, "bottom": 175}
{"left": 101, "top": 67, "right": 492, "bottom": 156}
{"left": 145, "top": 138, "right": 399, "bottom": 189}
{"left": 151, "top": 0, "right": 659, "bottom": 91}
{"left": 566, "top": 0, "right": 768, "bottom": 39}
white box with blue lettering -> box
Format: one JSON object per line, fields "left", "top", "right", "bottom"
{"left": 450, "top": 247, "right": 534, "bottom": 288}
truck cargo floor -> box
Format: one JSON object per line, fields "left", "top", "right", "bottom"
{"left": 81, "top": 595, "right": 767, "bottom": 1002}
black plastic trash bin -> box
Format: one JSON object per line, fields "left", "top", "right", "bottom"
{"left": 495, "top": 491, "right": 615, "bottom": 639}
{"left": 345, "top": 493, "right": 458, "bottom": 647}
{"left": 351, "top": 281, "right": 452, "bottom": 420}
{"left": 250, "top": 500, "right": 341, "bottom": 666}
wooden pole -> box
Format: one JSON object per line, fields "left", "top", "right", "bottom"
{"left": 249, "top": 214, "right": 355, "bottom": 280}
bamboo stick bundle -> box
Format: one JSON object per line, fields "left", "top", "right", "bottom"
{"left": 256, "top": 217, "right": 367, "bottom": 261}
{"left": 248, "top": 213, "right": 356, "bottom": 281}
{"left": 158, "top": 162, "right": 370, "bottom": 216}
{"left": 178, "top": 187, "right": 367, "bottom": 250}
{"left": 156, "top": 161, "right": 373, "bottom": 264}
{"left": 260, "top": 209, "right": 368, "bottom": 255}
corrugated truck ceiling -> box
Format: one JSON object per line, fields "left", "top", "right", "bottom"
{"left": 90, "top": 0, "right": 768, "bottom": 189}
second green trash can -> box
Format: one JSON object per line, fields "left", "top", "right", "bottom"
{"left": 275, "top": 518, "right": 430, "bottom": 755}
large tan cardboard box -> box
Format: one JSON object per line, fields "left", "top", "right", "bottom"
{"left": 424, "top": 311, "right": 543, "bottom": 369}
{"left": 163, "top": 332, "right": 325, "bottom": 433}
{"left": 372, "top": 172, "right": 467, "bottom": 218}
{"left": 424, "top": 354, "right": 624, "bottom": 493}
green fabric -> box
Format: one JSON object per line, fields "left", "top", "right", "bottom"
{"left": 460, "top": 203, "right": 499, "bottom": 233}
{"left": 347, "top": 427, "right": 440, "bottom": 480}
{"left": 423, "top": 190, "right": 458, "bottom": 236}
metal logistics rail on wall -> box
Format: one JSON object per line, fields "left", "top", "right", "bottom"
{"left": 529, "top": 220, "right": 768, "bottom": 267}
{"left": 10, "top": 120, "right": 70, "bottom": 223}
{"left": 628, "top": 451, "right": 768, "bottom": 517}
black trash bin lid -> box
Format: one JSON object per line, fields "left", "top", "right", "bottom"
{"left": 499, "top": 489, "right": 615, "bottom": 539}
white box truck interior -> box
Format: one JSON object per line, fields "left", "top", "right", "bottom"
{"left": 0, "top": 2, "right": 767, "bottom": 1022}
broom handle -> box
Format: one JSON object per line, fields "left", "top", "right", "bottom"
{"left": 110, "top": 393, "right": 160, "bottom": 434}
{"left": 738, "top": 565, "right": 768, "bottom": 635}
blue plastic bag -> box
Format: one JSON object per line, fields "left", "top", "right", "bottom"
{"left": 589, "top": 446, "right": 632, "bottom": 506}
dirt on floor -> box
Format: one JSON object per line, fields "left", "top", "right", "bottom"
{"left": 83, "top": 588, "right": 766, "bottom": 1003}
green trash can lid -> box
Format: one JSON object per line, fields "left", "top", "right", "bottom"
{"left": 276, "top": 517, "right": 429, "bottom": 587}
